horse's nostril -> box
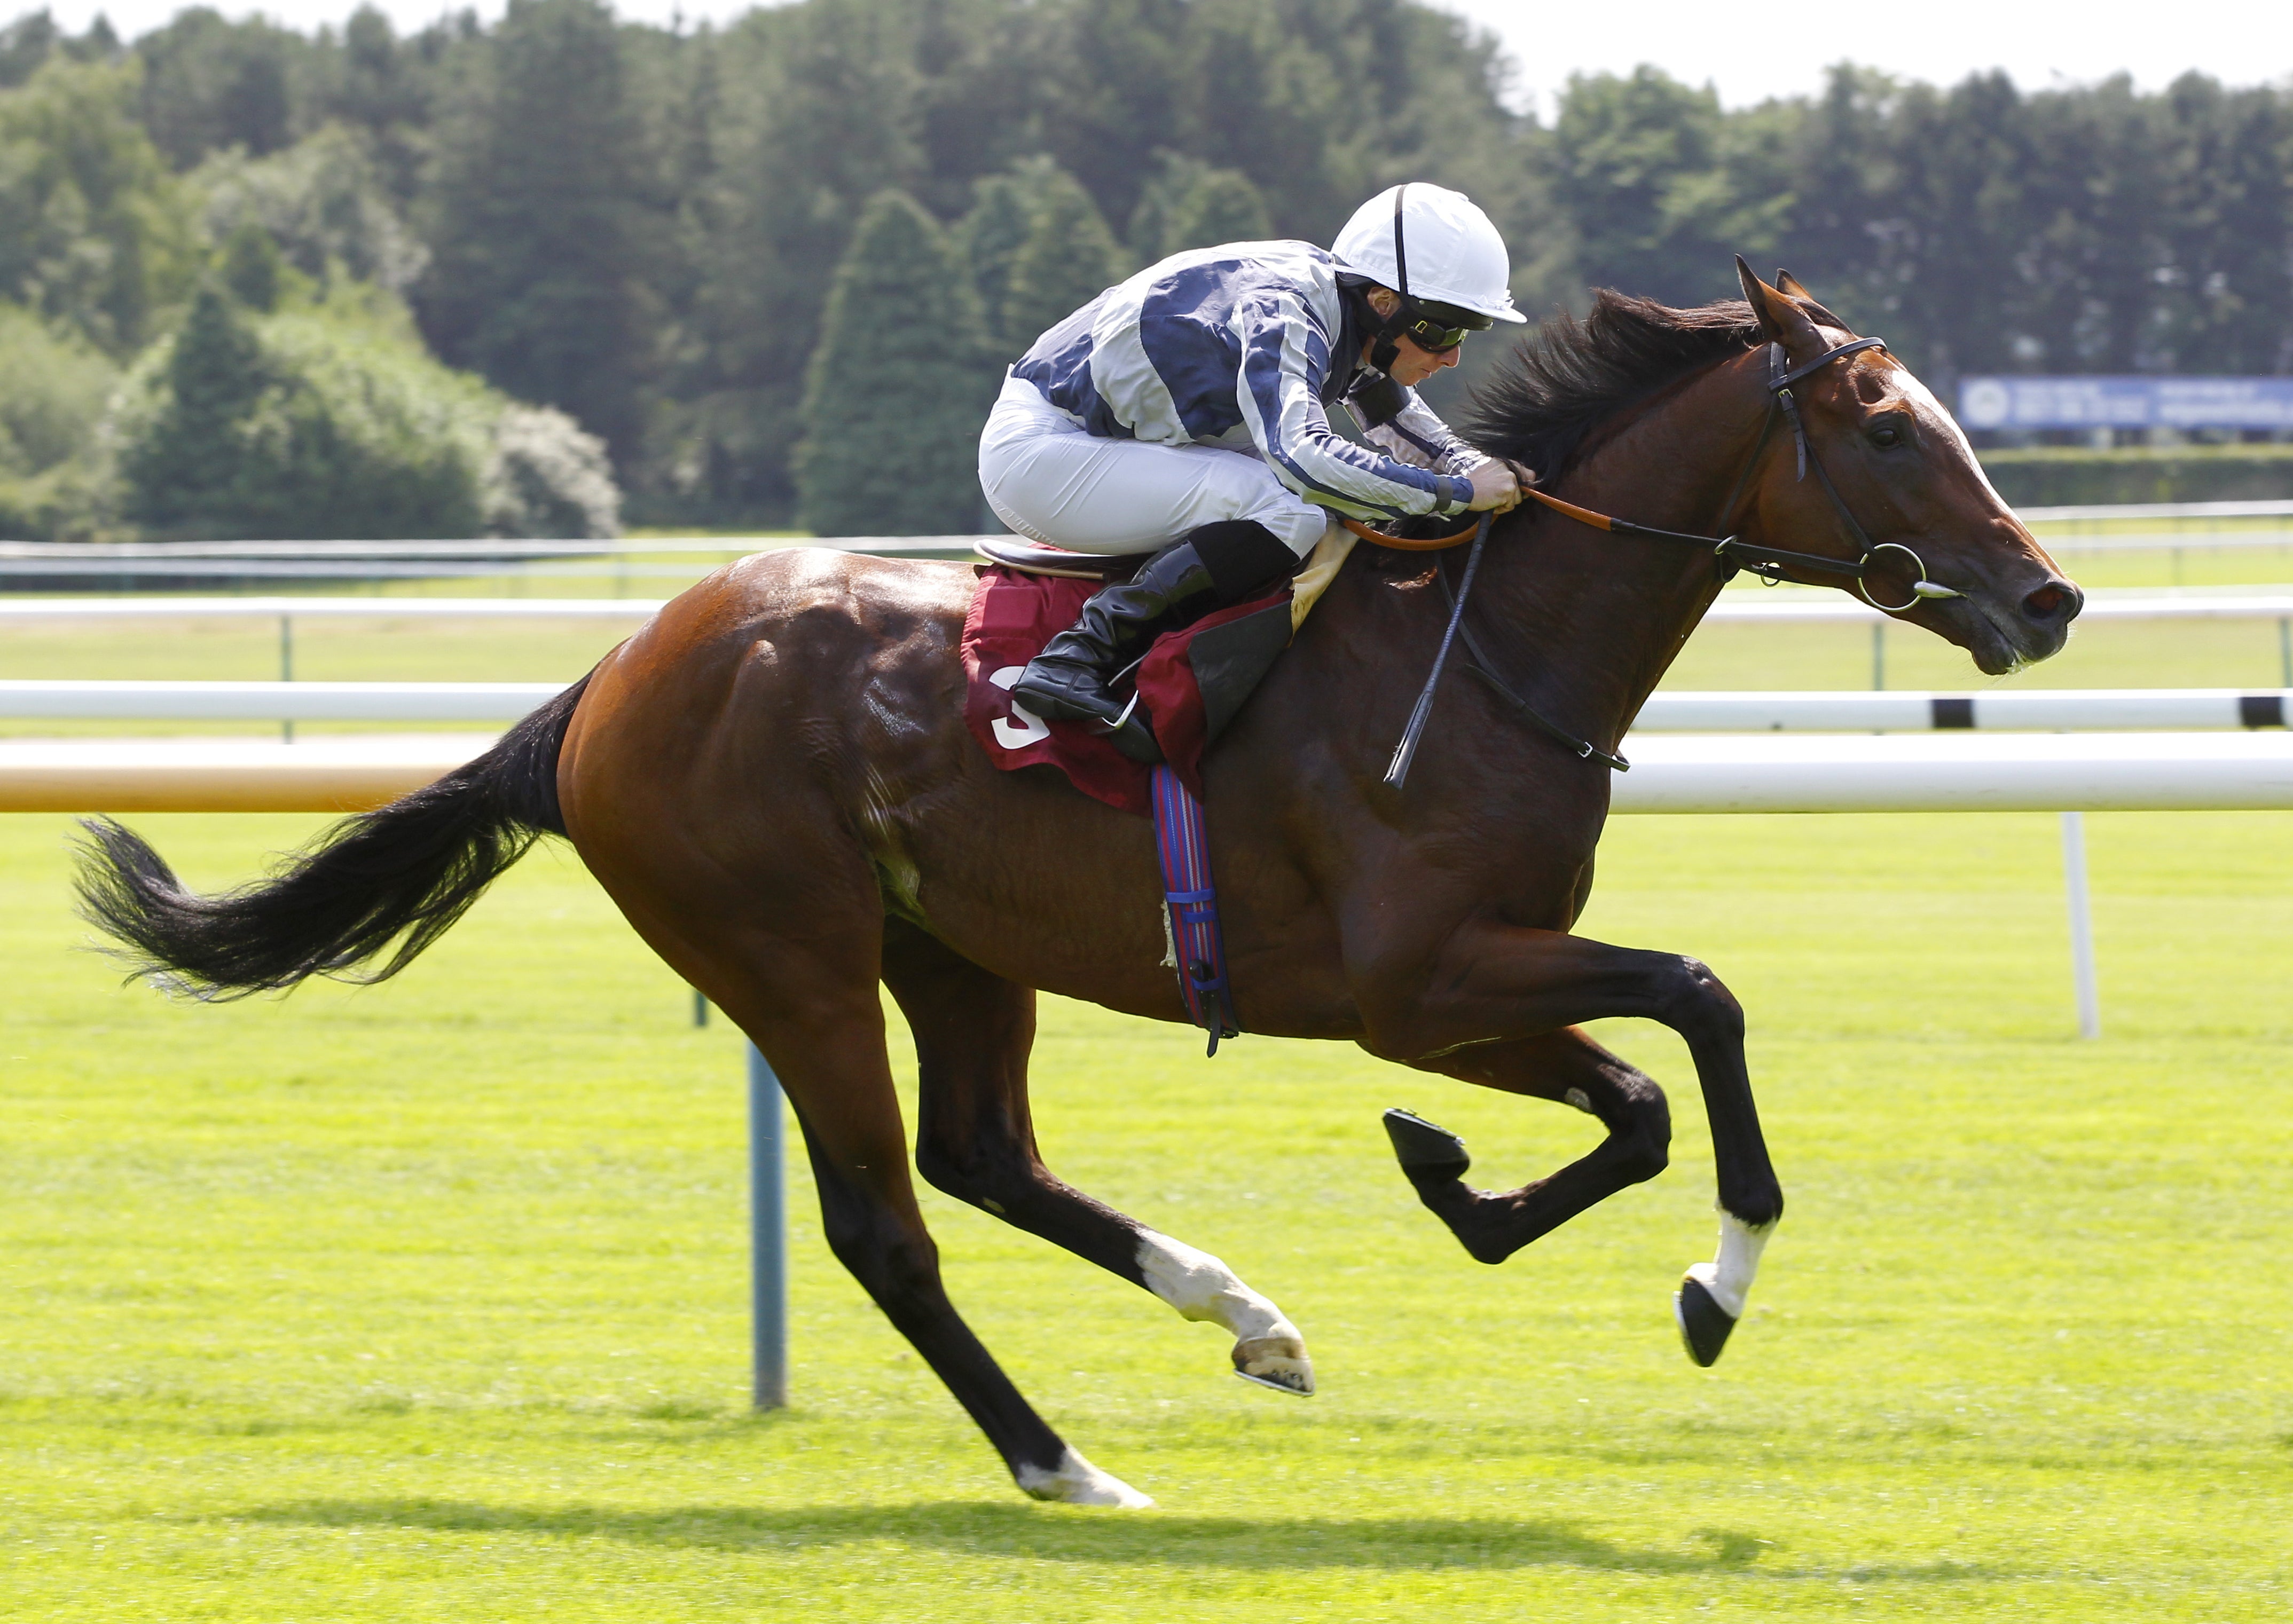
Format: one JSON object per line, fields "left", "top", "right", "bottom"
{"left": 2022, "top": 581, "right": 2082, "bottom": 623}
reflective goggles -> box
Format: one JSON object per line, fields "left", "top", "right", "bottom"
{"left": 1394, "top": 300, "right": 1492, "bottom": 355}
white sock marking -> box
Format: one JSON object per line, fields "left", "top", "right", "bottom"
{"left": 1016, "top": 1447, "right": 1153, "bottom": 1508}
{"left": 1684, "top": 1212, "right": 1774, "bottom": 1320}
{"left": 1134, "top": 1229, "right": 1298, "bottom": 1344}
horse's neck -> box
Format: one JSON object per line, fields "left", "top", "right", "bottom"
{"left": 1475, "top": 362, "right": 1760, "bottom": 743}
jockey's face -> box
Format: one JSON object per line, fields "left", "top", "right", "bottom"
{"left": 1362, "top": 287, "right": 1465, "bottom": 387}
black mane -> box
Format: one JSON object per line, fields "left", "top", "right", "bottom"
{"left": 1464, "top": 291, "right": 1766, "bottom": 478}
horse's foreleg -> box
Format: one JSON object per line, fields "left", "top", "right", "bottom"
{"left": 886, "top": 923, "right": 1313, "bottom": 1396}
{"left": 1361, "top": 925, "right": 1780, "bottom": 1366}
{"left": 1391, "top": 1027, "right": 1672, "bottom": 1264}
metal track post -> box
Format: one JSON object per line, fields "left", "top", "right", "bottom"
{"left": 747, "top": 1042, "right": 788, "bottom": 1409}
{"left": 279, "top": 613, "right": 294, "bottom": 743}
{"left": 2060, "top": 811, "right": 2100, "bottom": 1040}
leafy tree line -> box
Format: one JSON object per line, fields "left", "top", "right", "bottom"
{"left": 0, "top": 15, "right": 616, "bottom": 539}
{"left": 3, "top": 0, "right": 2290, "bottom": 538}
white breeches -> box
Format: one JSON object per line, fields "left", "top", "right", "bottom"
{"left": 978, "top": 374, "right": 1331, "bottom": 558}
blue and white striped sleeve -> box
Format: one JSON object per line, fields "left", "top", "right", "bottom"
{"left": 1363, "top": 389, "right": 1491, "bottom": 477}
{"left": 1231, "top": 293, "right": 1477, "bottom": 521}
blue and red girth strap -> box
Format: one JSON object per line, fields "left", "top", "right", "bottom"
{"left": 1149, "top": 763, "right": 1240, "bottom": 1057}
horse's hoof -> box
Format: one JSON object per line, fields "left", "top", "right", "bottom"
{"left": 1231, "top": 1334, "right": 1315, "bottom": 1396}
{"left": 1382, "top": 1107, "right": 1471, "bottom": 1187}
{"left": 1017, "top": 1447, "right": 1155, "bottom": 1508}
{"left": 1674, "top": 1273, "right": 1737, "bottom": 1368}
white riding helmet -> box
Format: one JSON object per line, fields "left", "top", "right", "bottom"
{"left": 1331, "top": 182, "right": 1525, "bottom": 324}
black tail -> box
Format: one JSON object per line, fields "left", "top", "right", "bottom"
{"left": 74, "top": 675, "right": 592, "bottom": 1000}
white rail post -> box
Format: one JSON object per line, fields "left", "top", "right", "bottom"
{"left": 279, "top": 614, "right": 294, "bottom": 744}
{"left": 2060, "top": 810, "right": 2101, "bottom": 1039}
{"left": 1871, "top": 621, "right": 1884, "bottom": 690}
{"left": 747, "top": 1041, "right": 789, "bottom": 1409}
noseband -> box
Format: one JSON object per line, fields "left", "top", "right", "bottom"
{"left": 1348, "top": 334, "right": 1965, "bottom": 614}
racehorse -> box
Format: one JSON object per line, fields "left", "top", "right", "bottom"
{"left": 75, "top": 265, "right": 2080, "bottom": 1509}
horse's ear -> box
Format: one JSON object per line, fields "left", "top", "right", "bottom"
{"left": 1774, "top": 267, "right": 1813, "bottom": 300}
{"left": 1733, "top": 254, "right": 1792, "bottom": 344}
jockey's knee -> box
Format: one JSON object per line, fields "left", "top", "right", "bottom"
{"left": 1190, "top": 519, "right": 1299, "bottom": 600}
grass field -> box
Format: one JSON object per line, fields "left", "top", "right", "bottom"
{"left": 3, "top": 803, "right": 2288, "bottom": 1621}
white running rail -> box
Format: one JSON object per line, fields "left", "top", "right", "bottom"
{"left": 1609, "top": 731, "right": 2293, "bottom": 813}
{"left": 0, "top": 680, "right": 2280, "bottom": 730}
{"left": 0, "top": 680, "right": 561, "bottom": 720}
{"left": 0, "top": 587, "right": 2286, "bottom": 625}
{"left": 1633, "top": 688, "right": 2289, "bottom": 731}
{"left": 3, "top": 730, "right": 2288, "bottom": 1044}
{"left": 1701, "top": 590, "right": 2293, "bottom": 625}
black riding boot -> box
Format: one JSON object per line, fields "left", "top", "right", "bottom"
{"left": 1011, "top": 519, "right": 1295, "bottom": 764}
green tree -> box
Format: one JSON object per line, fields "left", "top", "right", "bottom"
{"left": 1550, "top": 67, "right": 1772, "bottom": 306}
{"left": 957, "top": 170, "right": 1033, "bottom": 354}
{"left": 1128, "top": 155, "right": 1270, "bottom": 261}
{"left": 113, "top": 282, "right": 622, "bottom": 540}
{"left": 0, "top": 55, "right": 197, "bottom": 353}
{"left": 1, "top": 12, "right": 66, "bottom": 89}
{"left": 0, "top": 301, "right": 115, "bottom": 475}
{"left": 1001, "top": 161, "right": 1124, "bottom": 352}
{"left": 218, "top": 219, "right": 282, "bottom": 310}
{"left": 195, "top": 123, "right": 430, "bottom": 295}
{"left": 794, "top": 188, "right": 994, "bottom": 535}
{"left": 326, "top": 6, "right": 436, "bottom": 204}
{"left": 419, "top": 0, "right": 651, "bottom": 461}
{"left": 0, "top": 299, "right": 119, "bottom": 540}
{"left": 116, "top": 283, "right": 274, "bottom": 532}
{"left": 2151, "top": 75, "right": 2293, "bottom": 373}
{"left": 135, "top": 9, "right": 308, "bottom": 169}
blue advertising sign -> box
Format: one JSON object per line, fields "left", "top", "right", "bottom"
{"left": 1957, "top": 375, "right": 2293, "bottom": 432}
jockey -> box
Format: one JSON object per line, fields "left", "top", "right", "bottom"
{"left": 981, "top": 181, "right": 1529, "bottom": 762}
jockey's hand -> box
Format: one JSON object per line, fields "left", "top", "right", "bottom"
{"left": 1466, "top": 459, "right": 1525, "bottom": 513}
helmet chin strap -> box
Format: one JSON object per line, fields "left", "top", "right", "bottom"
{"left": 1368, "top": 183, "right": 1413, "bottom": 376}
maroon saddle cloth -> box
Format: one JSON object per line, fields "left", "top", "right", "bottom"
{"left": 959, "top": 565, "right": 1295, "bottom": 815}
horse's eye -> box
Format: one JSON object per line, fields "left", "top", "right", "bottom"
{"left": 1869, "top": 424, "right": 1902, "bottom": 448}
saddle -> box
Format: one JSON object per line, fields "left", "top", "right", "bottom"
{"left": 973, "top": 537, "right": 1151, "bottom": 580}
{"left": 964, "top": 526, "right": 1360, "bottom": 1061}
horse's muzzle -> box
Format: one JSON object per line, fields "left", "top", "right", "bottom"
{"left": 1966, "top": 573, "right": 2082, "bottom": 671}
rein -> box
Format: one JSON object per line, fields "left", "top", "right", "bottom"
{"left": 1376, "top": 332, "right": 1961, "bottom": 785}
{"left": 1347, "top": 336, "right": 1963, "bottom": 612}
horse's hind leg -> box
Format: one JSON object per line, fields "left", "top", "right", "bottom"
{"left": 713, "top": 961, "right": 1150, "bottom": 1507}
{"left": 885, "top": 921, "right": 1313, "bottom": 1395}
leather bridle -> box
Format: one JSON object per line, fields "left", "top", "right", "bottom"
{"left": 1373, "top": 330, "right": 1964, "bottom": 786}
{"left": 1345, "top": 333, "right": 1965, "bottom": 616}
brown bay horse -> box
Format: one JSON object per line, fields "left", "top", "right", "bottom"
{"left": 75, "top": 267, "right": 2080, "bottom": 1508}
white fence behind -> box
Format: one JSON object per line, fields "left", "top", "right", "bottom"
{"left": 0, "top": 587, "right": 2284, "bottom": 627}
{"left": 2, "top": 680, "right": 2285, "bottom": 731}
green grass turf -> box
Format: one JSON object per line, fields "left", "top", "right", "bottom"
{"left": 2, "top": 803, "right": 2288, "bottom": 1621}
